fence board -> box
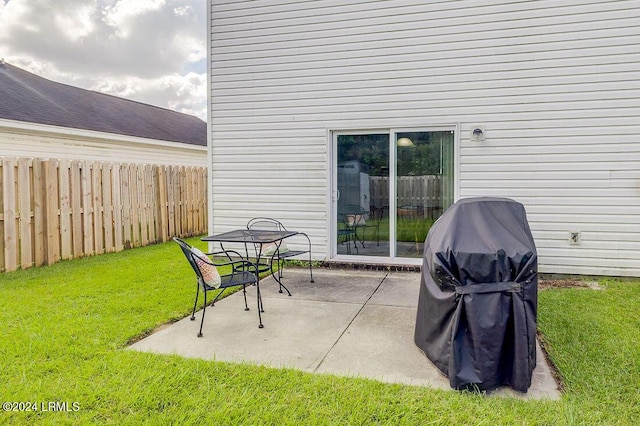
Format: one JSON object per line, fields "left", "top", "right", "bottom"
{"left": 145, "top": 165, "right": 154, "bottom": 244}
{"left": 129, "top": 164, "right": 140, "bottom": 247}
{"left": 44, "top": 160, "right": 60, "bottom": 265}
{"left": 139, "top": 165, "right": 149, "bottom": 246}
{"left": 70, "top": 161, "right": 83, "bottom": 257}
{"left": 112, "top": 165, "right": 123, "bottom": 252}
{"left": 92, "top": 163, "right": 104, "bottom": 254}
{"left": 32, "top": 159, "right": 45, "bottom": 266}
{"left": 102, "top": 163, "right": 114, "bottom": 253}
{"left": 18, "top": 158, "right": 33, "bottom": 269}
{"left": 3, "top": 158, "right": 17, "bottom": 272}
{"left": 121, "top": 164, "right": 131, "bottom": 249}
{"left": 81, "top": 161, "right": 93, "bottom": 255}
{"left": 167, "top": 166, "right": 176, "bottom": 238}
{"left": 59, "top": 159, "right": 72, "bottom": 260}
{"left": 156, "top": 166, "right": 168, "bottom": 242}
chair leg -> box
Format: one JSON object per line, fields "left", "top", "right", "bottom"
{"left": 191, "top": 284, "right": 199, "bottom": 321}
{"left": 308, "top": 251, "right": 314, "bottom": 283}
{"left": 303, "top": 234, "right": 315, "bottom": 283}
{"left": 198, "top": 291, "right": 207, "bottom": 337}
{"left": 256, "top": 283, "right": 264, "bottom": 328}
{"left": 242, "top": 285, "right": 249, "bottom": 311}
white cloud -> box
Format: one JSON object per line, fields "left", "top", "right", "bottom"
{"left": 54, "top": 4, "right": 96, "bottom": 41}
{"left": 0, "top": 0, "right": 206, "bottom": 120}
{"left": 102, "top": 0, "right": 166, "bottom": 39}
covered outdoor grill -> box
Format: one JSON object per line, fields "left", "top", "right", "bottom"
{"left": 414, "top": 197, "right": 538, "bottom": 392}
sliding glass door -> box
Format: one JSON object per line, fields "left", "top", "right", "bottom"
{"left": 333, "top": 128, "right": 455, "bottom": 261}
{"left": 394, "top": 130, "right": 455, "bottom": 258}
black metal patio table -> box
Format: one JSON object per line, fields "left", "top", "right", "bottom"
{"left": 202, "top": 229, "right": 299, "bottom": 295}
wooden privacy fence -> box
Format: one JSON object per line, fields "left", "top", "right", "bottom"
{"left": 370, "top": 175, "right": 443, "bottom": 218}
{"left": 1, "top": 158, "right": 207, "bottom": 272}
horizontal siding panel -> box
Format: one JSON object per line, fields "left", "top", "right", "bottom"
{"left": 462, "top": 159, "right": 640, "bottom": 172}
{"left": 528, "top": 221, "right": 639, "bottom": 234}
{"left": 211, "top": 161, "right": 325, "bottom": 172}
{"left": 528, "top": 213, "right": 639, "bottom": 224}
{"left": 212, "top": 94, "right": 640, "bottom": 117}
{"left": 1, "top": 129, "right": 206, "bottom": 166}
{"left": 463, "top": 179, "right": 638, "bottom": 189}
{"left": 212, "top": 10, "right": 639, "bottom": 53}
{"left": 522, "top": 198, "right": 640, "bottom": 208}
{"left": 213, "top": 4, "right": 635, "bottom": 41}
{"left": 536, "top": 240, "right": 640, "bottom": 252}
{"left": 538, "top": 248, "right": 640, "bottom": 262}
{"left": 462, "top": 187, "right": 639, "bottom": 198}
{"left": 538, "top": 254, "right": 640, "bottom": 269}
{"left": 212, "top": 74, "right": 638, "bottom": 99}
{"left": 212, "top": 186, "right": 326, "bottom": 196}
{"left": 462, "top": 151, "right": 640, "bottom": 164}
{"left": 211, "top": 61, "right": 639, "bottom": 87}
{"left": 212, "top": 200, "right": 326, "bottom": 212}
{"left": 540, "top": 264, "right": 640, "bottom": 277}
{"left": 525, "top": 204, "right": 640, "bottom": 216}
{"left": 213, "top": 85, "right": 640, "bottom": 109}
{"left": 534, "top": 230, "right": 640, "bottom": 242}
{"left": 212, "top": 170, "right": 325, "bottom": 181}
{"left": 212, "top": 208, "right": 325, "bottom": 222}
{"left": 212, "top": 0, "right": 615, "bottom": 19}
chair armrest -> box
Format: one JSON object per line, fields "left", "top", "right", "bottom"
{"left": 203, "top": 250, "right": 258, "bottom": 275}
{"left": 207, "top": 249, "right": 245, "bottom": 262}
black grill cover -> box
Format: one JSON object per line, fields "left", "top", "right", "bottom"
{"left": 414, "top": 197, "right": 538, "bottom": 392}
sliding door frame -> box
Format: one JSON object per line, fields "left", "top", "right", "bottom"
{"left": 328, "top": 125, "right": 460, "bottom": 265}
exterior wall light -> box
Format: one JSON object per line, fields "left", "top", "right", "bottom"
{"left": 470, "top": 126, "right": 485, "bottom": 142}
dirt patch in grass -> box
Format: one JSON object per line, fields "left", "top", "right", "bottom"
{"left": 539, "top": 279, "right": 603, "bottom": 290}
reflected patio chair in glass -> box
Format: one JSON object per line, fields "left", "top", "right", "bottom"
{"left": 246, "top": 218, "right": 314, "bottom": 295}
{"left": 337, "top": 212, "right": 358, "bottom": 254}
{"left": 173, "top": 237, "right": 263, "bottom": 337}
{"left": 339, "top": 204, "right": 382, "bottom": 250}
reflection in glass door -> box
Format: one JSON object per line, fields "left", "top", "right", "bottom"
{"left": 336, "top": 134, "right": 389, "bottom": 256}
{"left": 395, "top": 131, "right": 455, "bottom": 258}
{"left": 333, "top": 129, "right": 455, "bottom": 260}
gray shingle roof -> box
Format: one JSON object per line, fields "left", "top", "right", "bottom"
{"left": 0, "top": 61, "right": 206, "bottom": 146}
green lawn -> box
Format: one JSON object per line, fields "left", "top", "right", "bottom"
{"left": 1, "top": 238, "right": 638, "bottom": 425}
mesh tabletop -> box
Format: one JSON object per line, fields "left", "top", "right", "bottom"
{"left": 202, "top": 229, "right": 298, "bottom": 244}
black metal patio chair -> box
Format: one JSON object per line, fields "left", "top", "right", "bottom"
{"left": 339, "top": 204, "right": 383, "bottom": 251}
{"left": 246, "top": 217, "right": 314, "bottom": 295}
{"left": 337, "top": 212, "right": 358, "bottom": 254}
{"left": 173, "top": 237, "right": 263, "bottom": 337}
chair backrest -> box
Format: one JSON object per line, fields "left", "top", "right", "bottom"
{"left": 247, "top": 217, "right": 287, "bottom": 231}
{"left": 173, "top": 237, "right": 203, "bottom": 280}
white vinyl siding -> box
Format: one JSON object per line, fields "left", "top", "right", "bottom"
{"left": 0, "top": 120, "right": 207, "bottom": 167}
{"left": 209, "top": 0, "right": 640, "bottom": 276}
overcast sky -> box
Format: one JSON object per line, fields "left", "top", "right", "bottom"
{"left": 0, "top": 0, "right": 207, "bottom": 120}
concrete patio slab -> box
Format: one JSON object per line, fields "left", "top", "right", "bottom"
{"left": 129, "top": 268, "right": 561, "bottom": 400}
